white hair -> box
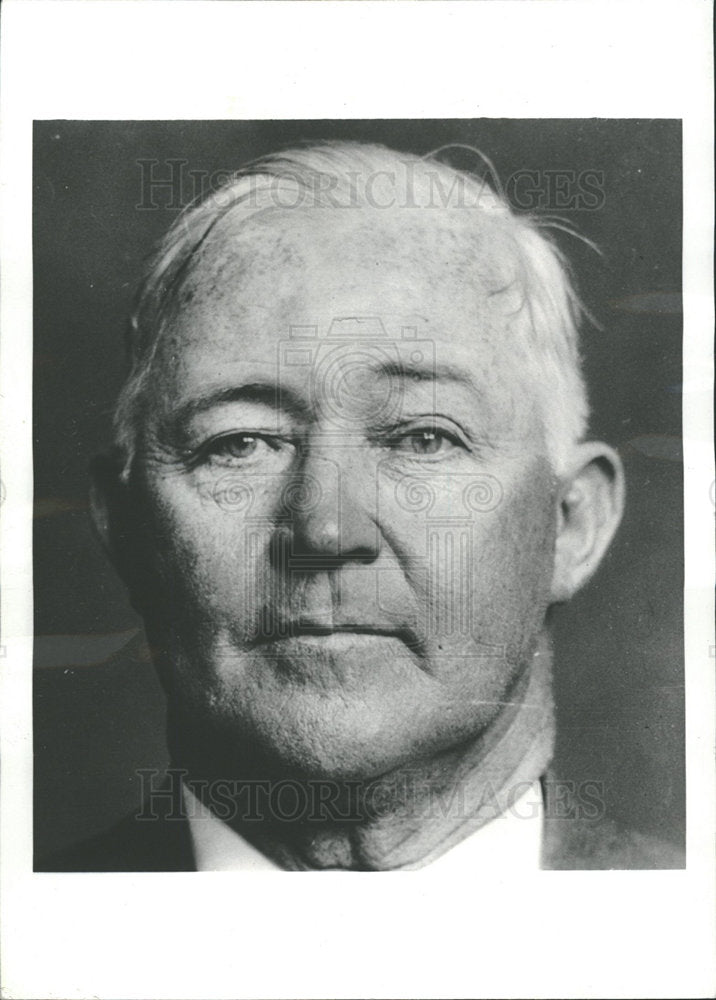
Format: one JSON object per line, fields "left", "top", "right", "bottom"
{"left": 114, "top": 140, "right": 591, "bottom": 478}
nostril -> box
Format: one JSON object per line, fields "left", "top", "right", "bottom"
{"left": 272, "top": 454, "right": 382, "bottom": 566}
{"left": 268, "top": 520, "right": 379, "bottom": 570}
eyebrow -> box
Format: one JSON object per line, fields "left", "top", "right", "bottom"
{"left": 378, "top": 358, "right": 484, "bottom": 395}
{"left": 163, "top": 383, "right": 308, "bottom": 437}
{"left": 165, "top": 359, "right": 484, "bottom": 434}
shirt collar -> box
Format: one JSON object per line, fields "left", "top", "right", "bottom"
{"left": 184, "top": 780, "right": 543, "bottom": 873}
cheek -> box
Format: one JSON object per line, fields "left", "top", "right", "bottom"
{"left": 479, "top": 465, "right": 556, "bottom": 598}
{"left": 387, "top": 465, "right": 556, "bottom": 640}
{"left": 140, "top": 473, "right": 274, "bottom": 626}
{"left": 413, "top": 473, "right": 557, "bottom": 731}
{"left": 482, "top": 494, "right": 555, "bottom": 603}
{"left": 139, "top": 458, "right": 556, "bottom": 663}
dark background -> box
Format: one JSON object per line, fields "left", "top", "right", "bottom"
{"left": 33, "top": 120, "right": 684, "bottom": 861}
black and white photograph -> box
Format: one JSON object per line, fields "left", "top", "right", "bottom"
{"left": 1, "top": 3, "right": 713, "bottom": 999}
{"left": 33, "top": 119, "right": 686, "bottom": 874}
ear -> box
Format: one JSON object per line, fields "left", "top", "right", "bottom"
{"left": 550, "top": 442, "right": 625, "bottom": 603}
{"left": 89, "top": 452, "right": 142, "bottom": 590}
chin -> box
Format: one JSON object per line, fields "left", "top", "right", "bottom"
{"left": 231, "top": 691, "right": 427, "bottom": 781}
{"left": 164, "top": 639, "right": 516, "bottom": 783}
{"left": 169, "top": 682, "right": 417, "bottom": 785}
{"left": 172, "top": 677, "right": 499, "bottom": 787}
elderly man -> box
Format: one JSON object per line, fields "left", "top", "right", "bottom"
{"left": 43, "top": 141, "right": 681, "bottom": 871}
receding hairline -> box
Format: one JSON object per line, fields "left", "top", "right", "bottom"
{"left": 165, "top": 198, "right": 528, "bottom": 313}
{"left": 114, "top": 140, "right": 592, "bottom": 479}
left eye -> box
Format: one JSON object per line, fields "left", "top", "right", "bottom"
{"left": 204, "top": 433, "right": 282, "bottom": 463}
{"left": 393, "top": 429, "right": 458, "bottom": 455}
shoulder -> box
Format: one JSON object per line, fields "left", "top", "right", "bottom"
{"left": 539, "top": 771, "right": 684, "bottom": 870}
{"left": 542, "top": 813, "right": 685, "bottom": 870}
{"left": 36, "top": 809, "right": 196, "bottom": 873}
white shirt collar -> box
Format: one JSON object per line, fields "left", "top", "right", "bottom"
{"left": 184, "top": 780, "right": 543, "bottom": 873}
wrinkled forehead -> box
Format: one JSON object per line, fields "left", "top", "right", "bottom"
{"left": 168, "top": 203, "right": 525, "bottom": 323}
{"left": 139, "top": 204, "right": 542, "bottom": 450}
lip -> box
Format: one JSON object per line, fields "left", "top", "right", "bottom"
{"left": 254, "top": 620, "right": 419, "bottom": 649}
{"left": 267, "top": 629, "right": 407, "bottom": 651}
{"left": 289, "top": 623, "right": 403, "bottom": 637}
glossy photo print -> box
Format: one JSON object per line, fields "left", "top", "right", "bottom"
{"left": 32, "top": 119, "right": 684, "bottom": 874}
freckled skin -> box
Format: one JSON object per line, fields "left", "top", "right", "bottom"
{"left": 127, "top": 207, "right": 561, "bottom": 867}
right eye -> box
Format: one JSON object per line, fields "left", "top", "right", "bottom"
{"left": 210, "top": 433, "right": 261, "bottom": 460}
{"left": 202, "top": 432, "right": 290, "bottom": 466}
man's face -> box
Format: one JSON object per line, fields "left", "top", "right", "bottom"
{"left": 132, "top": 207, "right": 559, "bottom": 780}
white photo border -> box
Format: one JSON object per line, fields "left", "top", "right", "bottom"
{"left": 1, "top": 3, "right": 713, "bottom": 999}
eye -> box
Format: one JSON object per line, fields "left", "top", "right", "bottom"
{"left": 203, "top": 433, "right": 286, "bottom": 465}
{"left": 212, "top": 433, "right": 261, "bottom": 459}
{"left": 390, "top": 426, "right": 464, "bottom": 456}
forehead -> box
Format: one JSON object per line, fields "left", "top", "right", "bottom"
{"left": 148, "top": 209, "right": 536, "bottom": 424}
{"left": 158, "top": 206, "right": 525, "bottom": 364}
{"left": 141, "top": 207, "right": 542, "bottom": 450}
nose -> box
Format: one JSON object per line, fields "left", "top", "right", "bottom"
{"left": 279, "top": 448, "right": 381, "bottom": 568}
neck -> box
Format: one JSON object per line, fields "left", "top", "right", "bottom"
{"left": 177, "top": 635, "right": 556, "bottom": 871}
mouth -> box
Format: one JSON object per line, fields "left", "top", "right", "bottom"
{"left": 254, "top": 620, "right": 421, "bottom": 652}
{"left": 290, "top": 623, "right": 402, "bottom": 637}
{"left": 272, "top": 631, "right": 408, "bottom": 652}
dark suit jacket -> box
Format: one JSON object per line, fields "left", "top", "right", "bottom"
{"left": 37, "top": 776, "right": 685, "bottom": 872}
